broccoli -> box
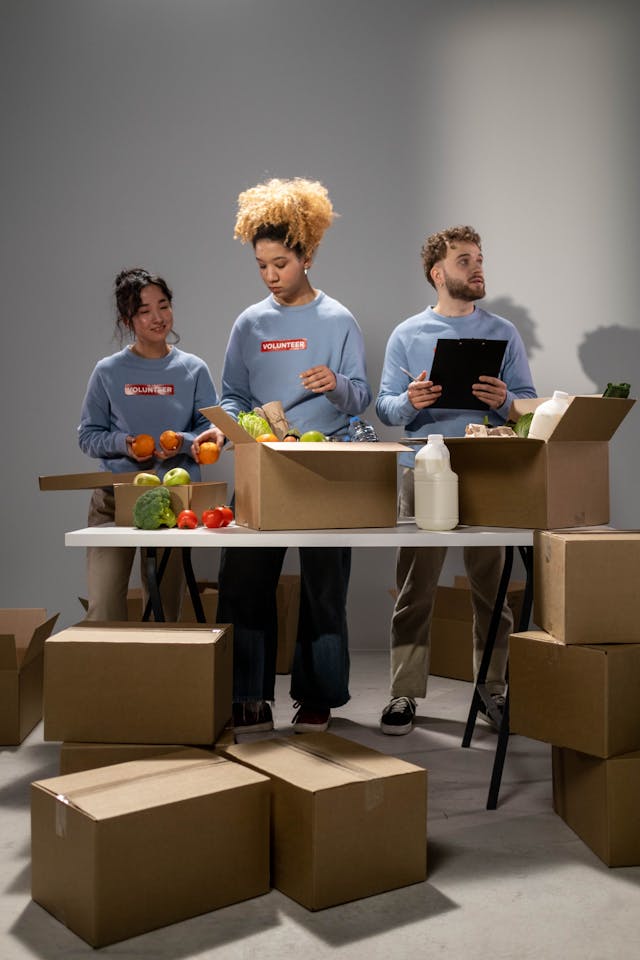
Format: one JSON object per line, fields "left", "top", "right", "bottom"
{"left": 133, "top": 486, "right": 177, "bottom": 530}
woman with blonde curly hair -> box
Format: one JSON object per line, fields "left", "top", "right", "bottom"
{"left": 195, "top": 177, "right": 372, "bottom": 733}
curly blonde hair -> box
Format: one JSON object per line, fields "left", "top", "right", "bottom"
{"left": 421, "top": 225, "right": 482, "bottom": 287}
{"left": 234, "top": 178, "right": 335, "bottom": 258}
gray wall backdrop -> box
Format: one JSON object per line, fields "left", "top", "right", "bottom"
{"left": 2, "top": 0, "right": 638, "bottom": 647}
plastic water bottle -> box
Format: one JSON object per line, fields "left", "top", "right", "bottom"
{"left": 528, "top": 390, "right": 570, "bottom": 441}
{"left": 414, "top": 435, "right": 459, "bottom": 530}
{"left": 348, "top": 416, "right": 379, "bottom": 442}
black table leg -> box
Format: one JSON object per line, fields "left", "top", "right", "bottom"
{"left": 143, "top": 547, "right": 166, "bottom": 622}
{"left": 182, "top": 546, "right": 207, "bottom": 623}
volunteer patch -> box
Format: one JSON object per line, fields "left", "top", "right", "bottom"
{"left": 124, "top": 384, "right": 175, "bottom": 396}
{"left": 261, "top": 339, "right": 307, "bottom": 352}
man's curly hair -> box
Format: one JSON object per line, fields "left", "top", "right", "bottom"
{"left": 234, "top": 178, "right": 335, "bottom": 258}
{"left": 421, "top": 225, "right": 482, "bottom": 288}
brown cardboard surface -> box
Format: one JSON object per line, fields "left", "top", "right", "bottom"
{"left": 114, "top": 480, "right": 227, "bottom": 526}
{"left": 43, "top": 622, "right": 232, "bottom": 745}
{"left": 444, "top": 395, "right": 634, "bottom": 528}
{"left": 201, "top": 406, "right": 408, "bottom": 530}
{"left": 0, "top": 610, "right": 59, "bottom": 745}
{"left": 552, "top": 747, "right": 640, "bottom": 867}
{"left": 39, "top": 471, "right": 141, "bottom": 490}
{"left": 222, "top": 732, "right": 427, "bottom": 910}
{"left": 509, "top": 630, "right": 640, "bottom": 757}
{"left": 59, "top": 742, "right": 198, "bottom": 775}
{"left": 31, "top": 749, "right": 270, "bottom": 947}
{"left": 534, "top": 530, "right": 640, "bottom": 644}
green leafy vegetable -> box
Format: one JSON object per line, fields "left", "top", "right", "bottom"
{"left": 238, "top": 410, "right": 271, "bottom": 438}
{"left": 513, "top": 412, "right": 534, "bottom": 438}
{"left": 602, "top": 382, "right": 631, "bottom": 398}
{"left": 133, "top": 487, "right": 177, "bottom": 530}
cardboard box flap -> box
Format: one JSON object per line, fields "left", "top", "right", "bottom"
{"left": 39, "top": 471, "right": 142, "bottom": 490}
{"left": 33, "top": 749, "right": 267, "bottom": 819}
{"left": 509, "top": 395, "right": 635, "bottom": 441}
{"left": 0, "top": 609, "right": 56, "bottom": 669}
{"left": 21, "top": 613, "right": 59, "bottom": 668}
{"left": 224, "top": 732, "right": 423, "bottom": 790}
{"left": 53, "top": 623, "right": 227, "bottom": 645}
{"left": 200, "top": 405, "right": 255, "bottom": 444}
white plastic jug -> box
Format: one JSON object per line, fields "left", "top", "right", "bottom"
{"left": 528, "top": 390, "right": 570, "bottom": 441}
{"left": 414, "top": 435, "right": 459, "bottom": 531}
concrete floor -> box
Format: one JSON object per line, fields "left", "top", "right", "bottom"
{"left": 2, "top": 651, "right": 639, "bottom": 959}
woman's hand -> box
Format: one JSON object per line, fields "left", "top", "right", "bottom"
{"left": 191, "top": 426, "right": 225, "bottom": 463}
{"left": 472, "top": 375, "right": 508, "bottom": 410}
{"left": 406, "top": 371, "right": 443, "bottom": 410}
{"left": 300, "top": 365, "right": 337, "bottom": 393}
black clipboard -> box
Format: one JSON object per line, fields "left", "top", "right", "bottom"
{"left": 427, "top": 338, "right": 507, "bottom": 410}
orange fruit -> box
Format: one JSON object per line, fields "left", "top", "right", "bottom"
{"left": 198, "top": 441, "right": 220, "bottom": 464}
{"left": 159, "top": 429, "right": 181, "bottom": 452}
{"left": 256, "top": 433, "right": 279, "bottom": 442}
{"left": 132, "top": 433, "right": 155, "bottom": 457}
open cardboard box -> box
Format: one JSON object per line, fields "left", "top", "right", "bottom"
{"left": 445, "top": 395, "right": 635, "bottom": 528}
{"left": 44, "top": 622, "right": 233, "bottom": 745}
{"left": 0, "top": 609, "right": 59, "bottom": 744}
{"left": 200, "top": 406, "right": 409, "bottom": 530}
{"left": 31, "top": 749, "right": 270, "bottom": 947}
{"left": 113, "top": 480, "right": 227, "bottom": 526}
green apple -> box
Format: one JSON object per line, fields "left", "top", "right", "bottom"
{"left": 163, "top": 467, "right": 191, "bottom": 486}
{"left": 133, "top": 472, "right": 161, "bottom": 486}
{"left": 300, "top": 430, "right": 327, "bottom": 442}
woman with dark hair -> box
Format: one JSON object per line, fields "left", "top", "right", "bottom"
{"left": 194, "top": 178, "right": 373, "bottom": 733}
{"left": 78, "top": 267, "right": 223, "bottom": 621}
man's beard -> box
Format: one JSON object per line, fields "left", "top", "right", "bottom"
{"left": 444, "top": 274, "right": 485, "bottom": 301}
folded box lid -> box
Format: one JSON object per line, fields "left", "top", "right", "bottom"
{"left": 0, "top": 610, "right": 59, "bottom": 670}
{"left": 39, "top": 471, "right": 142, "bottom": 490}
{"left": 509, "top": 395, "right": 635, "bottom": 442}
{"left": 33, "top": 750, "right": 268, "bottom": 819}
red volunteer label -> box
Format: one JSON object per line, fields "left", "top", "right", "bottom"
{"left": 124, "top": 384, "right": 175, "bottom": 396}
{"left": 261, "top": 339, "right": 308, "bottom": 352}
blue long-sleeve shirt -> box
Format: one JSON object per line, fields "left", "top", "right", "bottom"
{"left": 78, "top": 346, "right": 219, "bottom": 480}
{"left": 376, "top": 305, "right": 536, "bottom": 467}
{"left": 221, "top": 291, "right": 372, "bottom": 436}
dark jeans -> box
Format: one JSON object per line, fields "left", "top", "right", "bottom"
{"left": 217, "top": 546, "right": 351, "bottom": 709}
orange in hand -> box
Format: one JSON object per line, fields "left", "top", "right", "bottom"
{"left": 198, "top": 441, "right": 220, "bottom": 464}
{"left": 132, "top": 433, "right": 155, "bottom": 458}
{"left": 159, "top": 429, "right": 181, "bottom": 452}
{"left": 256, "top": 433, "right": 278, "bottom": 442}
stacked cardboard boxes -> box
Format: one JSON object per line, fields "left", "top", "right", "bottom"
{"left": 509, "top": 530, "right": 640, "bottom": 866}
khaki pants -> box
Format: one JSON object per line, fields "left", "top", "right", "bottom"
{"left": 86, "top": 488, "right": 185, "bottom": 622}
{"left": 390, "top": 468, "right": 512, "bottom": 699}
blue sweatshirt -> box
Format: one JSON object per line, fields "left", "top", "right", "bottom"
{"left": 78, "top": 346, "right": 219, "bottom": 480}
{"left": 221, "top": 291, "right": 372, "bottom": 436}
{"left": 376, "top": 305, "right": 537, "bottom": 467}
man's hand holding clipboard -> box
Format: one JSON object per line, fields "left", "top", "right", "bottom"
{"left": 405, "top": 338, "right": 508, "bottom": 411}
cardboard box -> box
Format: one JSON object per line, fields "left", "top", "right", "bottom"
{"left": 39, "top": 470, "right": 141, "bottom": 490}
{"left": 552, "top": 746, "right": 640, "bottom": 867}
{"left": 44, "top": 622, "right": 232, "bottom": 745}
{"left": 200, "top": 406, "right": 408, "bottom": 530}
{"left": 445, "top": 396, "right": 634, "bottom": 528}
{"left": 509, "top": 630, "right": 640, "bottom": 757}
{"left": 534, "top": 529, "right": 640, "bottom": 644}
{"left": 113, "top": 480, "right": 227, "bottom": 526}
{"left": 31, "top": 750, "right": 270, "bottom": 947}
{"left": 222, "top": 732, "right": 427, "bottom": 910}
{"left": 0, "top": 609, "right": 59, "bottom": 745}
{"left": 59, "top": 742, "right": 199, "bottom": 775}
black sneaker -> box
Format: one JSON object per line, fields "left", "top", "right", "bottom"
{"left": 380, "top": 697, "right": 417, "bottom": 736}
{"left": 291, "top": 703, "right": 331, "bottom": 733}
{"left": 232, "top": 700, "right": 274, "bottom": 733}
{"left": 477, "top": 693, "right": 505, "bottom": 731}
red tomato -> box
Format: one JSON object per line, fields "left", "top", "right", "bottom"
{"left": 219, "top": 506, "right": 234, "bottom": 525}
{"left": 176, "top": 509, "right": 198, "bottom": 529}
{"left": 202, "top": 505, "right": 234, "bottom": 528}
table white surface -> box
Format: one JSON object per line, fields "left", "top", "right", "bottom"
{"left": 65, "top": 522, "right": 534, "bottom": 549}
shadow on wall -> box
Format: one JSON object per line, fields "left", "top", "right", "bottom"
{"left": 578, "top": 325, "right": 640, "bottom": 392}
{"left": 483, "top": 296, "right": 541, "bottom": 360}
